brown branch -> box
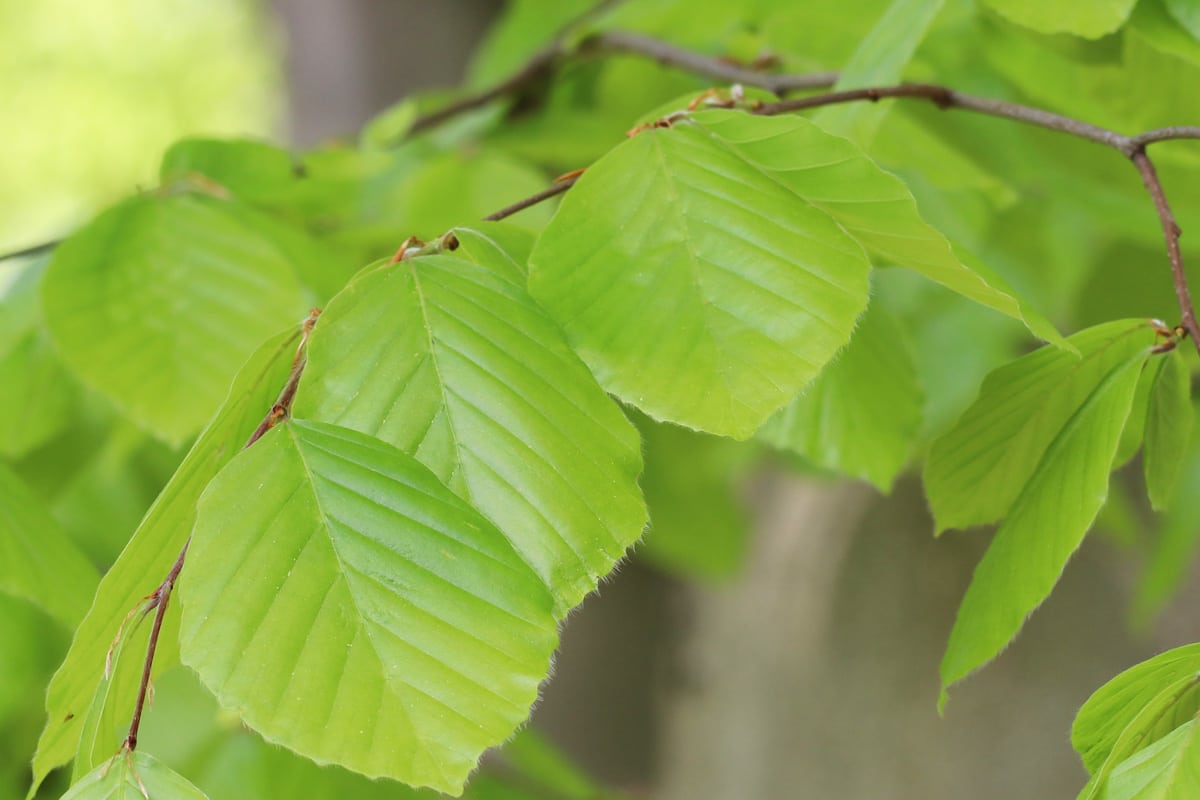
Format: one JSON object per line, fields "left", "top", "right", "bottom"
{"left": 484, "top": 178, "right": 577, "bottom": 222}
{"left": 122, "top": 310, "right": 320, "bottom": 753}
{"left": 122, "top": 540, "right": 188, "bottom": 751}
{"left": 1131, "top": 151, "right": 1200, "bottom": 351}
{"left": 0, "top": 238, "right": 60, "bottom": 262}
{"left": 582, "top": 30, "right": 837, "bottom": 96}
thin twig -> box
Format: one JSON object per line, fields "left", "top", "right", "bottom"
{"left": 582, "top": 30, "right": 837, "bottom": 96}
{"left": 484, "top": 178, "right": 577, "bottom": 222}
{"left": 408, "top": 0, "right": 627, "bottom": 137}
{"left": 0, "top": 238, "right": 60, "bottom": 262}
{"left": 122, "top": 539, "right": 188, "bottom": 751}
{"left": 1131, "top": 151, "right": 1200, "bottom": 350}
{"left": 122, "top": 310, "right": 320, "bottom": 752}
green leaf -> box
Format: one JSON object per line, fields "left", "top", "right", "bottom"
{"left": 635, "top": 412, "right": 753, "bottom": 580}
{"left": 938, "top": 322, "right": 1152, "bottom": 704}
{"left": 449, "top": 224, "right": 536, "bottom": 283}
{"left": 0, "top": 461, "right": 98, "bottom": 628}
{"left": 758, "top": 303, "right": 923, "bottom": 491}
{"left": 160, "top": 138, "right": 299, "bottom": 204}
{"left": 1103, "top": 719, "right": 1200, "bottom": 799}
{"left": 981, "top": 0, "right": 1138, "bottom": 38}
{"left": 1144, "top": 350, "right": 1192, "bottom": 511}
{"left": 0, "top": 257, "right": 79, "bottom": 458}
{"left": 41, "top": 192, "right": 308, "bottom": 445}
{"left": 528, "top": 112, "right": 873, "bottom": 438}
{"left": 1133, "top": 440, "right": 1200, "bottom": 623}
{"left": 180, "top": 420, "right": 558, "bottom": 795}
{"left": 71, "top": 607, "right": 149, "bottom": 783}
{"left": 814, "top": 0, "right": 947, "bottom": 144}
{"left": 1074, "top": 644, "right": 1200, "bottom": 774}
{"left": 63, "top": 750, "right": 208, "bottom": 800}
{"left": 1130, "top": 0, "right": 1200, "bottom": 68}
{"left": 28, "top": 329, "right": 301, "bottom": 798}
{"left": 293, "top": 253, "right": 646, "bottom": 615}
{"left": 691, "top": 111, "right": 1062, "bottom": 346}
{"left": 1166, "top": 0, "right": 1200, "bottom": 39}
{"left": 924, "top": 320, "right": 1153, "bottom": 533}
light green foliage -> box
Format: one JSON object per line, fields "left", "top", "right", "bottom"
{"left": 1102, "top": 720, "right": 1200, "bottom": 799}
{"left": 63, "top": 751, "right": 208, "bottom": 800}
{"left": 1074, "top": 644, "right": 1200, "bottom": 775}
{"left": 759, "top": 303, "right": 922, "bottom": 492}
{"left": 180, "top": 420, "right": 558, "bottom": 794}
{"left": 937, "top": 322, "right": 1154, "bottom": 702}
{"left": 924, "top": 321, "right": 1152, "bottom": 533}
{"left": 636, "top": 413, "right": 753, "bottom": 580}
{"left": 981, "top": 0, "right": 1138, "bottom": 38}
{"left": 294, "top": 252, "right": 646, "bottom": 615}
{"left": 815, "top": 0, "right": 946, "bottom": 143}
{"left": 1073, "top": 646, "right": 1200, "bottom": 798}
{"left": 0, "top": 462, "right": 98, "bottom": 629}
{"left": 529, "top": 112, "right": 874, "bottom": 438}
{"left": 1134, "top": 438, "right": 1200, "bottom": 623}
{"left": 1144, "top": 350, "right": 1193, "bottom": 510}
{"left": 1166, "top": 0, "right": 1200, "bottom": 39}
{"left": 28, "top": 331, "right": 300, "bottom": 796}
{"left": 41, "top": 193, "right": 308, "bottom": 445}
{"left": 0, "top": 259, "right": 78, "bottom": 459}
{"left": 692, "top": 112, "right": 1061, "bottom": 344}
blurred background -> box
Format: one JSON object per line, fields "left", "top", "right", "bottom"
{"left": 4, "top": 1, "right": 1200, "bottom": 798}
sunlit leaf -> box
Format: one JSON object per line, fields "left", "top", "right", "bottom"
{"left": 180, "top": 420, "right": 558, "bottom": 794}
{"left": 759, "top": 303, "right": 922, "bottom": 491}
{"left": 28, "top": 330, "right": 300, "bottom": 797}
{"left": 294, "top": 252, "right": 646, "bottom": 614}
{"left": 63, "top": 750, "right": 208, "bottom": 800}
{"left": 1074, "top": 644, "right": 1200, "bottom": 774}
{"left": 981, "top": 0, "right": 1137, "bottom": 38}
{"left": 529, "top": 111, "right": 873, "bottom": 437}
{"left": 938, "top": 322, "right": 1153, "bottom": 704}
{"left": 1144, "top": 349, "right": 1192, "bottom": 511}
{"left": 925, "top": 320, "right": 1153, "bottom": 533}
{"left": 1102, "top": 719, "right": 1200, "bottom": 799}
{"left": 41, "top": 193, "right": 308, "bottom": 445}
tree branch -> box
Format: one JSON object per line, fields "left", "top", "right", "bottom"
{"left": 122, "top": 310, "right": 320, "bottom": 753}
{"left": 582, "top": 31, "right": 837, "bottom": 95}
{"left": 484, "top": 177, "right": 577, "bottom": 222}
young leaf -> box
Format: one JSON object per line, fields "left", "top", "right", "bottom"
{"left": 449, "top": 224, "right": 536, "bottom": 283}
{"left": 28, "top": 330, "right": 301, "bottom": 797}
{"left": 814, "top": 0, "right": 947, "bottom": 144}
{"left": 938, "top": 323, "right": 1152, "bottom": 704}
{"left": 924, "top": 320, "right": 1153, "bottom": 534}
{"left": 293, "top": 254, "right": 647, "bottom": 615}
{"left": 1133, "top": 442, "right": 1200, "bottom": 624}
{"left": 758, "top": 303, "right": 923, "bottom": 492}
{"left": 63, "top": 750, "right": 208, "bottom": 800}
{"left": 981, "top": 0, "right": 1138, "bottom": 38}
{"left": 1144, "top": 349, "right": 1192, "bottom": 511}
{"left": 41, "top": 192, "right": 308, "bottom": 445}
{"left": 179, "top": 420, "right": 558, "bottom": 795}
{"left": 688, "top": 111, "right": 1064, "bottom": 346}
{"left": 528, "top": 113, "right": 873, "bottom": 438}
{"left": 1102, "top": 719, "right": 1200, "bottom": 800}
{"left": 1074, "top": 644, "right": 1200, "bottom": 774}
{"left": 0, "top": 461, "right": 99, "bottom": 628}
{"left": 1077, "top": 673, "right": 1200, "bottom": 799}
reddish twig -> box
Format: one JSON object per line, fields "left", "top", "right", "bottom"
{"left": 484, "top": 177, "right": 577, "bottom": 222}
{"left": 1132, "top": 152, "right": 1200, "bottom": 350}
{"left": 122, "top": 309, "right": 320, "bottom": 752}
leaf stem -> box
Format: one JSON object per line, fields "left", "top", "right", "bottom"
{"left": 121, "top": 309, "right": 320, "bottom": 752}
